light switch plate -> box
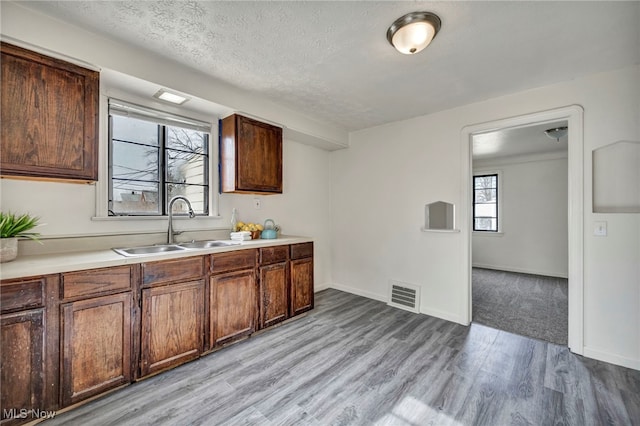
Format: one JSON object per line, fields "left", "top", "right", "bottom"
{"left": 253, "top": 198, "right": 261, "bottom": 209}
{"left": 594, "top": 221, "right": 607, "bottom": 237}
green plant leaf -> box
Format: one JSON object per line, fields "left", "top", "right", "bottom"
{"left": 0, "top": 212, "right": 41, "bottom": 240}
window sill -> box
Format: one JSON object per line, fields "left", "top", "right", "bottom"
{"left": 420, "top": 228, "right": 460, "bottom": 233}
{"left": 92, "top": 215, "right": 222, "bottom": 221}
{"left": 473, "top": 231, "right": 504, "bottom": 237}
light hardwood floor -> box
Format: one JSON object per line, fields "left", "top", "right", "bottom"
{"left": 46, "top": 289, "right": 639, "bottom": 425}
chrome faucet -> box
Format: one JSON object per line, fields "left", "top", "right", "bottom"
{"left": 167, "top": 196, "right": 195, "bottom": 244}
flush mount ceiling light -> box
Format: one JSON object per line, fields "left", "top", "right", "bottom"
{"left": 387, "top": 11, "right": 441, "bottom": 55}
{"left": 153, "top": 89, "right": 189, "bottom": 105}
{"left": 544, "top": 126, "right": 568, "bottom": 142}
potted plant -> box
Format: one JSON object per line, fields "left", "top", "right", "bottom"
{"left": 0, "top": 212, "right": 41, "bottom": 263}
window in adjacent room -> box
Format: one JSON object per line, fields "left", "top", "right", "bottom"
{"left": 108, "top": 99, "right": 211, "bottom": 216}
{"left": 473, "top": 173, "right": 498, "bottom": 231}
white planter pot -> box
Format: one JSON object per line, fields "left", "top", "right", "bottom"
{"left": 0, "top": 238, "right": 18, "bottom": 263}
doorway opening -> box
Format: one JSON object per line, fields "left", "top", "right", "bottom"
{"left": 460, "top": 105, "right": 584, "bottom": 354}
{"left": 470, "top": 121, "right": 568, "bottom": 345}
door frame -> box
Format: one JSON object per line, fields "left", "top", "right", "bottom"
{"left": 460, "top": 105, "right": 584, "bottom": 354}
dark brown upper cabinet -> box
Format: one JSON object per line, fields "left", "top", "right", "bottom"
{"left": 220, "top": 114, "right": 283, "bottom": 194}
{"left": 0, "top": 42, "right": 99, "bottom": 182}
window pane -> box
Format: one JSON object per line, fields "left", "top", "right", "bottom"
{"left": 475, "top": 218, "right": 497, "bottom": 231}
{"left": 166, "top": 150, "right": 206, "bottom": 186}
{"left": 167, "top": 184, "right": 207, "bottom": 215}
{"left": 474, "top": 189, "right": 496, "bottom": 203}
{"left": 475, "top": 204, "right": 496, "bottom": 218}
{"left": 109, "top": 104, "right": 211, "bottom": 217}
{"left": 111, "top": 180, "right": 160, "bottom": 214}
{"left": 474, "top": 176, "right": 495, "bottom": 189}
{"left": 473, "top": 173, "right": 498, "bottom": 231}
{"left": 112, "top": 141, "right": 159, "bottom": 182}
{"left": 111, "top": 115, "right": 159, "bottom": 146}
{"left": 167, "top": 126, "right": 207, "bottom": 153}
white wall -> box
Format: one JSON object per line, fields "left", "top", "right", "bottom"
{"left": 472, "top": 156, "right": 569, "bottom": 278}
{"left": 331, "top": 65, "right": 640, "bottom": 369}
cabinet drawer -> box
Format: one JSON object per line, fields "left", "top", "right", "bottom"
{"left": 0, "top": 278, "right": 45, "bottom": 313}
{"left": 259, "top": 246, "right": 289, "bottom": 265}
{"left": 63, "top": 266, "right": 132, "bottom": 299}
{"left": 290, "top": 242, "right": 313, "bottom": 260}
{"left": 211, "top": 249, "right": 257, "bottom": 274}
{"left": 143, "top": 256, "right": 204, "bottom": 286}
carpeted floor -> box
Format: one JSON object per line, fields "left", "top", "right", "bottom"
{"left": 472, "top": 268, "right": 568, "bottom": 345}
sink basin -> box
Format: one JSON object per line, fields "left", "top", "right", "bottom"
{"left": 178, "top": 240, "right": 238, "bottom": 249}
{"left": 113, "top": 244, "right": 187, "bottom": 257}
{"left": 113, "top": 240, "right": 240, "bottom": 257}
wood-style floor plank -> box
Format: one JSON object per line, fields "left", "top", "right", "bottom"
{"left": 44, "top": 289, "right": 639, "bottom": 426}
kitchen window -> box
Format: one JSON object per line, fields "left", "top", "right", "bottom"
{"left": 108, "top": 100, "right": 211, "bottom": 216}
{"left": 473, "top": 173, "right": 499, "bottom": 232}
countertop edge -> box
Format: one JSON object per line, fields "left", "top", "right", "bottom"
{"left": 0, "top": 236, "right": 313, "bottom": 281}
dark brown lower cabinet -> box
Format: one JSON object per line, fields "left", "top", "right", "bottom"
{"left": 60, "top": 293, "right": 132, "bottom": 406}
{"left": 290, "top": 257, "right": 314, "bottom": 316}
{"left": 1, "top": 309, "right": 44, "bottom": 425}
{"left": 209, "top": 269, "right": 257, "bottom": 348}
{"left": 1, "top": 275, "right": 58, "bottom": 426}
{"left": 1, "top": 242, "right": 313, "bottom": 424}
{"left": 140, "top": 280, "right": 204, "bottom": 377}
{"left": 259, "top": 262, "right": 289, "bottom": 329}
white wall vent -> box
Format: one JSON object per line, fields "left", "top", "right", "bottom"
{"left": 388, "top": 280, "right": 420, "bottom": 313}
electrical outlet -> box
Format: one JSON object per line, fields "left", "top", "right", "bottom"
{"left": 594, "top": 221, "right": 607, "bottom": 237}
{"left": 253, "top": 198, "right": 261, "bottom": 210}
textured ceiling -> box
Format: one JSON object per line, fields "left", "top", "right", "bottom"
{"left": 19, "top": 1, "right": 640, "bottom": 131}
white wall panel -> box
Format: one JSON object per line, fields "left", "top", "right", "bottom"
{"left": 472, "top": 157, "right": 569, "bottom": 278}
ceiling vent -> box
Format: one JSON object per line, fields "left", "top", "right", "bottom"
{"left": 388, "top": 280, "right": 420, "bottom": 313}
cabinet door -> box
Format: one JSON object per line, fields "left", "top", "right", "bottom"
{"left": 290, "top": 258, "right": 314, "bottom": 317}
{"left": 0, "top": 42, "right": 98, "bottom": 181}
{"left": 1, "top": 309, "right": 44, "bottom": 425}
{"left": 259, "top": 262, "right": 289, "bottom": 329}
{"left": 237, "top": 115, "right": 282, "bottom": 193}
{"left": 220, "top": 114, "right": 282, "bottom": 194}
{"left": 209, "top": 269, "right": 257, "bottom": 348}
{"left": 140, "top": 281, "right": 204, "bottom": 377}
{"left": 61, "top": 293, "right": 132, "bottom": 406}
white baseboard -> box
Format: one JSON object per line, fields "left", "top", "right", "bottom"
{"left": 582, "top": 346, "right": 640, "bottom": 371}
{"left": 314, "top": 282, "right": 332, "bottom": 292}
{"left": 420, "top": 305, "right": 465, "bottom": 325}
{"left": 329, "top": 283, "right": 465, "bottom": 326}
{"left": 329, "top": 282, "right": 387, "bottom": 303}
{"left": 472, "top": 263, "right": 568, "bottom": 279}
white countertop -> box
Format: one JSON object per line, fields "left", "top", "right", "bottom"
{"left": 0, "top": 236, "right": 312, "bottom": 281}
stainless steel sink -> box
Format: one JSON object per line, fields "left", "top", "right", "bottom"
{"left": 112, "top": 244, "right": 187, "bottom": 257}
{"left": 113, "top": 240, "right": 239, "bottom": 257}
{"left": 178, "top": 240, "right": 239, "bottom": 249}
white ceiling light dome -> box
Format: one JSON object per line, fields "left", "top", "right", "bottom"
{"left": 544, "top": 126, "right": 568, "bottom": 142}
{"left": 387, "top": 11, "right": 442, "bottom": 55}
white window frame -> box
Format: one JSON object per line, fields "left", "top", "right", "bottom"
{"left": 94, "top": 91, "right": 220, "bottom": 220}
{"left": 472, "top": 169, "right": 503, "bottom": 235}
